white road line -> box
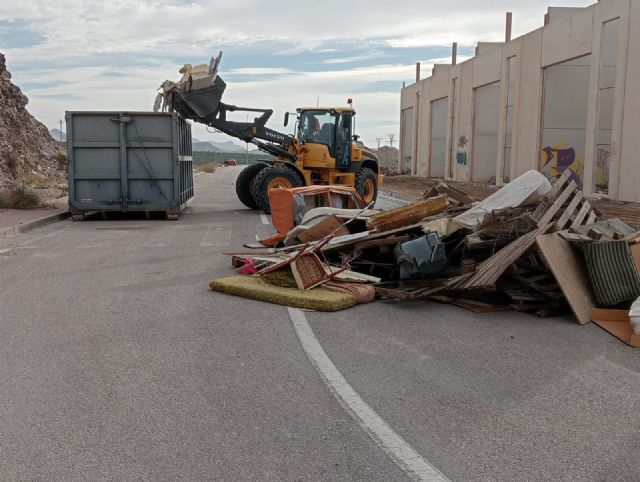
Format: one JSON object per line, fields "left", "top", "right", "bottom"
{"left": 288, "top": 307, "right": 449, "bottom": 482}
{"left": 260, "top": 213, "right": 270, "bottom": 225}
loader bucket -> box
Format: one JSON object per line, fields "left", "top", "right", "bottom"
{"left": 170, "top": 75, "right": 226, "bottom": 120}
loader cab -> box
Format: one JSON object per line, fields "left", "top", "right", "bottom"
{"left": 298, "top": 108, "right": 353, "bottom": 168}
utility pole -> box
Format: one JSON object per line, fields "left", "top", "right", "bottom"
{"left": 376, "top": 137, "right": 383, "bottom": 149}
{"left": 59, "top": 119, "right": 63, "bottom": 141}
{"left": 388, "top": 133, "right": 395, "bottom": 148}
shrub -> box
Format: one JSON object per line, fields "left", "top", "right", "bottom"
{"left": 7, "top": 152, "right": 19, "bottom": 175}
{"left": 57, "top": 184, "right": 69, "bottom": 198}
{"left": 198, "top": 162, "right": 219, "bottom": 173}
{"left": 6, "top": 185, "right": 40, "bottom": 209}
{"left": 22, "top": 173, "right": 49, "bottom": 189}
{"left": 55, "top": 152, "right": 68, "bottom": 169}
{"left": 0, "top": 193, "right": 6, "bottom": 209}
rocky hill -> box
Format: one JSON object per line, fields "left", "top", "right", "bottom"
{"left": 0, "top": 53, "right": 65, "bottom": 189}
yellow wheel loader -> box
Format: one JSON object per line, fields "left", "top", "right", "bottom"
{"left": 158, "top": 53, "right": 382, "bottom": 213}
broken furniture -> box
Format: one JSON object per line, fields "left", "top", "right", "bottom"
{"left": 257, "top": 185, "right": 366, "bottom": 247}
{"left": 394, "top": 233, "right": 448, "bottom": 279}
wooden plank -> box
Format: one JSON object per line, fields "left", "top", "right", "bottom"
{"left": 457, "top": 178, "right": 577, "bottom": 289}
{"left": 538, "top": 180, "right": 578, "bottom": 226}
{"left": 434, "top": 184, "right": 476, "bottom": 205}
{"left": 558, "top": 231, "right": 591, "bottom": 242}
{"left": 554, "top": 191, "right": 583, "bottom": 231}
{"left": 631, "top": 243, "right": 640, "bottom": 274}
{"left": 367, "top": 196, "right": 447, "bottom": 232}
{"left": 375, "top": 287, "right": 417, "bottom": 300}
{"left": 592, "top": 308, "right": 640, "bottom": 348}
{"left": 536, "top": 231, "right": 595, "bottom": 324}
{"left": 585, "top": 211, "right": 597, "bottom": 225}
{"left": 464, "top": 235, "right": 510, "bottom": 251}
{"left": 570, "top": 201, "right": 591, "bottom": 229}
{"left": 592, "top": 308, "right": 630, "bottom": 322}
{"left": 354, "top": 235, "right": 410, "bottom": 251}
{"left": 297, "top": 215, "right": 349, "bottom": 243}
{"left": 322, "top": 223, "right": 423, "bottom": 253}
{"left": 533, "top": 170, "right": 570, "bottom": 219}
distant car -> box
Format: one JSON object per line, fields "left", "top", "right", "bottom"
{"left": 225, "top": 159, "right": 237, "bottom": 166}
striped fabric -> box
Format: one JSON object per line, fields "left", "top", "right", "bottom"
{"left": 583, "top": 240, "right": 640, "bottom": 306}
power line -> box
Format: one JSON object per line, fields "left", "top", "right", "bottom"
{"left": 387, "top": 133, "right": 395, "bottom": 148}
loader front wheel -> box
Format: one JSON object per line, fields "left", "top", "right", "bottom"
{"left": 355, "top": 167, "right": 378, "bottom": 206}
{"left": 235, "top": 162, "right": 269, "bottom": 209}
{"left": 251, "top": 166, "right": 303, "bottom": 213}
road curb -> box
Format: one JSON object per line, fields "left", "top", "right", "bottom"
{"left": 0, "top": 210, "right": 71, "bottom": 239}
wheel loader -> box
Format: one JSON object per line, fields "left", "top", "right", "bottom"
{"left": 157, "top": 53, "right": 382, "bottom": 213}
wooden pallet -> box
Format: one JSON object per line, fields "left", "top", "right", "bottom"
{"left": 451, "top": 171, "right": 600, "bottom": 291}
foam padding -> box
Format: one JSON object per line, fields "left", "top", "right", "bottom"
{"left": 209, "top": 275, "right": 357, "bottom": 311}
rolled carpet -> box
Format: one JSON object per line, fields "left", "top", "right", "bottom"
{"left": 209, "top": 274, "right": 357, "bottom": 311}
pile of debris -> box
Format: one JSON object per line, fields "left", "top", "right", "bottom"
{"left": 211, "top": 169, "right": 640, "bottom": 347}
{"left": 374, "top": 146, "right": 399, "bottom": 176}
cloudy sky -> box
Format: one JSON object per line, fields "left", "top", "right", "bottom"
{"left": 1, "top": 0, "right": 591, "bottom": 148}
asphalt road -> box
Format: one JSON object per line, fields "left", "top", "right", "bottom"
{"left": 0, "top": 166, "right": 638, "bottom": 481}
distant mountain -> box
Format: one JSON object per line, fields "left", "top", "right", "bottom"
{"left": 192, "top": 138, "right": 256, "bottom": 153}
{"left": 49, "top": 128, "right": 66, "bottom": 141}
{"left": 46, "top": 130, "right": 253, "bottom": 152}
{"left": 212, "top": 140, "right": 247, "bottom": 153}
{"left": 192, "top": 140, "right": 220, "bottom": 152}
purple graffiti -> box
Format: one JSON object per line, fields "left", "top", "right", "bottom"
{"left": 542, "top": 146, "right": 580, "bottom": 184}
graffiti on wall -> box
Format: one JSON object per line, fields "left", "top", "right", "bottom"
{"left": 595, "top": 147, "right": 613, "bottom": 192}
{"left": 456, "top": 135, "right": 468, "bottom": 166}
{"left": 540, "top": 144, "right": 584, "bottom": 186}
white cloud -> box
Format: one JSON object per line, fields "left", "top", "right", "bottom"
{"left": 227, "top": 67, "right": 295, "bottom": 76}
{"left": 3, "top": 0, "right": 594, "bottom": 147}
{"left": 324, "top": 53, "right": 386, "bottom": 64}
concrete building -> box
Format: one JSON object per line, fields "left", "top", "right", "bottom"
{"left": 399, "top": 0, "right": 640, "bottom": 203}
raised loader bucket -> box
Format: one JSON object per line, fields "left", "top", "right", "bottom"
{"left": 170, "top": 75, "right": 227, "bottom": 120}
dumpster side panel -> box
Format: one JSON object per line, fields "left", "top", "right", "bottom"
{"left": 66, "top": 112, "right": 193, "bottom": 215}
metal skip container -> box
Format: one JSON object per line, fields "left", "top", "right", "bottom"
{"left": 66, "top": 112, "right": 194, "bottom": 219}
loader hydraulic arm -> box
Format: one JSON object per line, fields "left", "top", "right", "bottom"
{"left": 160, "top": 63, "right": 297, "bottom": 161}
{"left": 200, "top": 102, "right": 297, "bottom": 161}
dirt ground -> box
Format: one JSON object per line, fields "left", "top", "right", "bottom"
{"left": 381, "top": 174, "right": 640, "bottom": 228}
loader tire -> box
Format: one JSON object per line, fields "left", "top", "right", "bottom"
{"left": 251, "top": 166, "right": 303, "bottom": 213}
{"left": 355, "top": 167, "right": 378, "bottom": 207}
{"left": 235, "top": 162, "right": 269, "bottom": 209}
